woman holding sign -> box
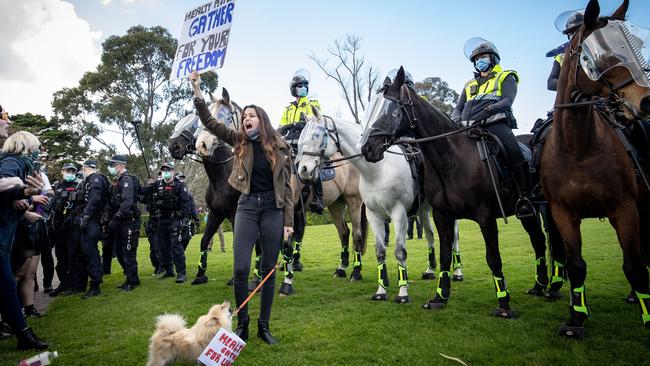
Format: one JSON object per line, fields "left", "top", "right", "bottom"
{"left": 190, "top": 71, "right": 293, "bottom": 345}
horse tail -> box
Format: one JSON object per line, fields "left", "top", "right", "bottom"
{"left": 359, "top": 203, "right": 368, "bottom": 255}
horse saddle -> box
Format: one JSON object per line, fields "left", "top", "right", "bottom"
{"left": 319, "top": 163, "right": 336, "bottom": 182}
{"left": 397, "top": 144, "right": 424, "bottom": 218}
{"left": 530, "top": 115, "right": 554, "bottom": 171}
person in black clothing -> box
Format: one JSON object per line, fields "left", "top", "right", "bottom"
{"left": 106, "top": 155, "right": 141, "bottom": 291}
{"left": 407, "top": 216, "right": 422, "bottom": 240}
{"left": 176, "top": 172, "right": 200, "bottom": 251}
{"left": 141, "top": 162, "right": 192, "bottom": 284}
{"left": 141, "top": 174, "right": 162, "bottom": 275}
{"left": 75, "top": 159, "right": 110, "bottom": 299}
{"left": 48, "top": 163, "right": 79, "bottom": 297}
{"left": 191, "top": 70, "right": 294, "bottom": 345}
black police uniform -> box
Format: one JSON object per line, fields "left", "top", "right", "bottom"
{"left": 76, "top": 171, "right": 110, "bottom": 297}
{"left": 108, "top": 171, "right": 141, "bottom": 289}
{"left": 180, "top": 191, "right": 199, "bottom": 251}
{"left": 48, "top": 178, "right": 78, "bottom": 295}
{"left": 142, "top": 192, "right": 162, "bottom": 274}
{"left": 143, "top": 177, "right": 192, "bottom": 280}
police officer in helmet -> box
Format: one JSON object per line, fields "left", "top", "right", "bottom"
{"left": 76, "top": 159, "right": 110, "bottom": 298}
{"left": 142, "top": 162, "right": 192, "bottom": 283}
{"left": 106, "top": 155, "right": 141, "bottom": 291}
{"left": 451, "top": 38, "right": 535, "bottom": 219}
{"left": 547, "top": 10, "right": 584, "bottom": 91}
{"left": 48, "top": 163, "right": 78, "bottom": 297}
{"left": 175, "top": 171, "right": 200, "bottom": 251}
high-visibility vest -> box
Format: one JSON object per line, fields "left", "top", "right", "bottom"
{"left": 463, "top": 64, "right": 519, "bottom": 102}
{"left": 279, "top": 97, "right": 321, "bottom": 126}
{"left": 554, "top": 53, "right": 564, "bottom": 68}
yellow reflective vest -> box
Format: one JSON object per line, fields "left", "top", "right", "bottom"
{"left": 554, "top": 53, "right": 564, "bottom": 68}
{"left": 279, "top": 97, "right": 321, "bottom": 126}
{"left": 463, "top": 64, "right": 519, "bottom": 102}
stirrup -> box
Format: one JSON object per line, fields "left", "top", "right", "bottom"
{"left": 515, "top": 197, "right": 536, "bottom": 219}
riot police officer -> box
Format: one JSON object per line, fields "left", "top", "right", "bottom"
{"left": 75, "top": 159, "right": 110, "bottom": 299}
{"left": 106, "top": 155, "right": 141, "bottom": 291}
{"left": 142, "top": 162, "right": 192, "bottom": 283}
{"left": 142, "top": 173, "right": 162, "bottom": 275}
{"left": 175, "top": 172, "right": 200, "bottom": 251}
{"left": 48, "top": 163, "right": 78, "bottom": 297}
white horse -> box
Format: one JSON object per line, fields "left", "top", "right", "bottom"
{"left": 296, "top": 109, "right": 462, "bottom": 303}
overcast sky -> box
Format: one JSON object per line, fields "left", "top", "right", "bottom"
{"left": 1, "top": 0, "right": 649, "bottom": 143}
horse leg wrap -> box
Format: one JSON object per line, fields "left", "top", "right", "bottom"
{"left": 493, "top": 276, "right": 510, "bottom": 301}
{"left": 427, "top": 247, "right": 436, "bottom": 271}
{"left": 569, "top": 286, "right": 589, "bottom": 318}
{"left": 397, "top": 265, "right": 408, "bottom": 288}
{"left": 377, "top": 262, "right": 389, "bottom": 289}
{"left": 635, "top": 292, "right": 650, "bottom": 328}
{"left": 253, "top": 255, "right": 262, "bottom": 280}
{"left": 353, "top": 251, "right": 362, "bottom": 270}
{"left": 535, "top": 257, "right": 549, "bottom": 287}
{"left": 340, "top": 244, "right": 350, "bottom": 269}
{"left": 452, "top": 250, "right": 462, "bottom": 270}
{"left": 293, "top": 242, "right": 301, "bottom": 262}
{"left": 436, "top": 271, "right": 451, "bottom": 300}
{"left": 198, "top": 250, "right": 208, "bottom": 271}
{"left": 549, "top": 260, "right": 565, "bottom": 291}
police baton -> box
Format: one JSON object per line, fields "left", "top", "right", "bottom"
{"left": 130, "top": 119, "right": 152, "bottom": 180}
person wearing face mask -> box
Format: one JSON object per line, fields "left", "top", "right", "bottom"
{"left": 47, "top": 163, "right": 79, "bottom": 297}
{"left": 105, "top": 155, "right": 141, "bottom": 291}
{"left": 451, "top": 38, "right": 535, "bottom": 219}
{"left": 141, "top": 162, "right": 191, "bottom": 283}
{"left": 72, "top": 159, "right": 110, "bottom": 299}
{"left": 191, "top": 71, "right": 294, "bottom": 345}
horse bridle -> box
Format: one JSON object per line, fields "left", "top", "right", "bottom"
{"left": 184, "top": 102, "right": 239, "bottom": 165}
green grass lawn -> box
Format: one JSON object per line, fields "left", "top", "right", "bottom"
{"left": 2, "top": 219, "right": 648, "bottom": 365}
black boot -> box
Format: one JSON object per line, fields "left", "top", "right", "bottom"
{"left": 514, "top": 161, "right": 536, "bottom": 219}
{"left": 16, "top": 327, "right": 48, "bottom": 350}
{"left": 82, "top": 284, "right": 101, "bottom": 299}
{"left": 234, "top": 318, "right": 249, "bottom": 341}
{"left": 257, "top": 320, "right": 278, "bottom": 345}
{"left": 309, "top": 179, "right": 325, "bottom": 214}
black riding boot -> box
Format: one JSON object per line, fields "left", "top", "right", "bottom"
{"left": 257, "top": 320, "right": 278, "bottom": 345}
{"left": 514, "top": 161, "right": 535, "bottom": 218}
{"left": 309, "top": 178, "right": 325, "bottom": 214}
{"left": 234, "top": 318, "right": 249, "bottom": 341}
{"left": 16, "top": 327, "right": 48, "bottom": 350}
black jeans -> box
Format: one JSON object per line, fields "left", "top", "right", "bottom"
{"left": 233, "top": 191, "right": 283, "bottom": 322}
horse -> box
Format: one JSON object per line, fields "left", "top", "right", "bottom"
{"left": 296, "top": 111, "right": 463, "bottom": 303}
{"left": 360, "top": 67, "right": 560, "bottom": 318}
{"left": 168, "top": 89, "right": 242, "bottom": 285}
{"left": 540, "top": 0, "right": 650, "bottom": 338}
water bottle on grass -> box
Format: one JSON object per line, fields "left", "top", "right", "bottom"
{"left": 18, "top": 351, "right": 58, "bottom": 366}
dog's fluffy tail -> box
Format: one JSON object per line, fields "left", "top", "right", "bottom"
{"left": 154, "top": 314, "right": 186, "bottom": 336}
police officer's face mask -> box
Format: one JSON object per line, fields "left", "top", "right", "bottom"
{"left": 63, "top": 173, "right": 76, "bottom": 182}
{"left": 108, "top": 166, "right": 117, "bottom": 176}
{"left": 162, "top": 171, "right": 173, "bottom": 180}
{"left": 474, "top": 56, "right": 491, "bottom": 72}
{"left": 296, "top": 86, "right": 308, "bottom": 98}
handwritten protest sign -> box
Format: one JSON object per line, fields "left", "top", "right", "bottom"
{"left": 197, "top": 328, "right": 246, "bottom": 366}
{"left": 170, "top": 0, "right": 237, "bottom": 81}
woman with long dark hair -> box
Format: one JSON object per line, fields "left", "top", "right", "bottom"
{"left": 190, "top": 71, "right": 293, "bottom": 345}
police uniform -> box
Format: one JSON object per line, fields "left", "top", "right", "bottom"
{"left": 107, "top": 155, "right": 141, "bottom": 290}
{"left": 142, "top": 189, "right": 162, "bottom": 274}
{"left": 75, "top": 160, "right": 110, "bottom": 298}
{"left": 48, "top": 164, "right": 78, "bottom": 296}
{"left": 143, "top": 168, "right": 192, "bottom": 282}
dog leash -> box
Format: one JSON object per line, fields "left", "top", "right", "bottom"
{"left": 232, "top": 261, "right": 281, "bottom": 317}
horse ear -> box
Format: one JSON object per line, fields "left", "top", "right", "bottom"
{"left": 610, "top": 0, "right": 628, "bottom": 21}
{"left": 222, "top": 88, "right": 230, "bottom": 104}
{"left": 395, "top": 67, "right": 406, "bottom": 86}
{"left": 383, "top": 76, "right": 391, "bottom": 88}
{"left": 584, "top": 0, "right": 601, "bottom": 31}
{"left": 208, "top": 92, "right": 218, "bottom": 104}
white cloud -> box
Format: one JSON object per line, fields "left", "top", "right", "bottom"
{"left": 101, "top": 0, "right": 112, "bottom": 5}
{"left": 0, "top": 0, "right": 101, "bottom": 117}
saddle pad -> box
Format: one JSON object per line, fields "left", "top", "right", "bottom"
{"left": 320, "top": 167, "right": 336, "bottom": 182}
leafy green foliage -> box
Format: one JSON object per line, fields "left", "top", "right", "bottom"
{"left": 415, "top": 76, "right": 459, "bottom": 115}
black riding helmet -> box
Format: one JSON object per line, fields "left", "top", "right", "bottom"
{"left": 289, "top": 69, "right": 311, "bottom": 97}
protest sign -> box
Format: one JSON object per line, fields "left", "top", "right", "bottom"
{"left": 170, "top": 0, "right": 237, "bottom": 81}
{"left": 197, "top": 328, "right": 246, "bottom": 366}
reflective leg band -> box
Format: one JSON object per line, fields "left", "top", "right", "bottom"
{"left": 340, "top": 245, "right": 349, "bottom": 268}
{"left": 571, "top": 286, "right": 589, "bottom": 315}
{"left": 353, "top": 251, "right": 362, "bottom": 268}
{"left": 377, "top": 262, "right": 388, "bottom": 289}
{"left": 428, "top": 248, "right": 435, "bottom": 271}
{"left": 397, "top": 265, "right": 408, "bottom": 287}
{"left": 535, "top": 257, "right": 547, "bottom": 286}
{"left": 253, "top": 256, "right": 261, "bottom": 279}
{"left": 551, "top": 260, "right": 564, "bottom": 284}
{"left": 198, "top": 251, "right": 208, "bottom": 270}
{"left": 636, "top": 292, "right": 650, "bottom": 324}
{"left": 437, "top": 271, "right": 450, "bottom": 299}
{"left": 493, "top": 276, "right": 509, "bottom": 299}
{"left": 452, "top": 250, "right": 462, "bottom": 270}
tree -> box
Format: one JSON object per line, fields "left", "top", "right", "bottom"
{"left": 414, "top": 77, "right": 459, "bottom": 115}
{"left": 7, "top": 113, "right": 90, "bottom": 177}
{"left": 51, "top": 25, "right": 218, "bottom": 178}
{"left": 309, "top": 34, "right": 379, "bottom": 124}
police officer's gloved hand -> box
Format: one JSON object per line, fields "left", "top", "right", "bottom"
{"left": 80, "top": 215, "right": 90, "bottom": 231}
{"left": 473, "top": 108, "right": 494, "bottom": 124}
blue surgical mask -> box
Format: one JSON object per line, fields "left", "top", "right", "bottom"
{"left": 246, "top": 127, "right": 260, "bottom": 141}
{"left": 162, "top": 171, "right": 173, "bottom": 180}
{"left": 296, "top": 86, "right": 308, "bottom": 98}
{"left": 30, "top": 150, "right": 40, "bottom": 160}
{"left": 474, "top": 57, "right": 491, "bottom": 72}
{"left": 108, "top": 166, "right": 117, "bottom": 176}
{"left": 64, "top": 173, "right": 76, "bottom": 182}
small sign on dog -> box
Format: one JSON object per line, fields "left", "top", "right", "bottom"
{"left": 198, "top": 328, "right": 246, "bottom": 366}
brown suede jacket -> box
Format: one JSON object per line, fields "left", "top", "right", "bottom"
{"left": 194, "top": 97, "right": 293, "bottom": 227}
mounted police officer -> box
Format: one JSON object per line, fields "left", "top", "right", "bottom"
{"left": 142, "top": 162, "right": 192, "bottom": 283}
{"left": 451, "top": 37, "right": 535, "bottom": 219}
{"left": 547, "top": 11, "right": 584, "bottom": 91}
{"left": 278, "top": 68, "right": 325, "bottom": 214}
{"left": 106, "top": 155, "right": 141, "bottom": 291}
{"left": 175, "top": 172, "right": 200, "bottom": 251}
{"left": 48, "top": 163, "right": 78, "bottom": 297}
{"left": 75, "top": 159, "right": 110, "bottom": 299}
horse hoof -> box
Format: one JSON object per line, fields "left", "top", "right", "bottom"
{"left": 293, "top": 261, "right": 303, "bottom": 272}
{"left": 394, "top": 295, "right": 411, "bottom": 304}
{"left": 624, "top": 293, "right": 638, "bottom": 304}
{"left": 421, "top": 272, "right": 436, "bottom": 280}
{"left": 279, "top": 282, "right": 294, "bottom": 296}
{"left": 422, "top": 300, "right": 446, "bottom": 310}
{"left": 557, "top": 324, "right": 585, "bottom": 339}
{"left": 350, "top": 270, "right": 362, "bottom": 282}
{"left": 452, "top": 274, "right": 464, "bottom": 282}
{"left": 544, "top": 291, "right": 563, "bottom": 301}
{"left": 525, "top": 285, "right": 545, "bottom": 297}
{"left": 191, "top": 275, "right": 208, "bottom": 285}
{"left": 248, "top": 278, "right": 261, "bottom": 292}
{"left": 370, "top": 293, "right": 387, "bottom": 301}
{"left": 333, "top": 268, "right": 347, "bottom": 278}
{"left": 493, "top": 308, "right": 517, "bottom": 319}
{"left": 226, "top": 277, "right": 234, "bottom": 287}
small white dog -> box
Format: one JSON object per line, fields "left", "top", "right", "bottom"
{"left": 146, "top": 301, "right": 232, "bottom": 366}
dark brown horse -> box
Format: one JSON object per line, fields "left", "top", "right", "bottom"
{"left": 540, "top": 0, "right": 650, "bottom": 338}
{"left": 360, "top": 67, "right": 563, "bottom": 318}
